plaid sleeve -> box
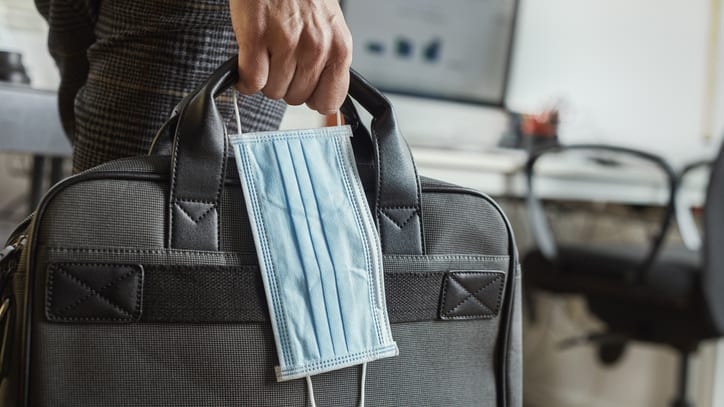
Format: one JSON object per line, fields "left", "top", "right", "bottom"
{"left": 35, "top": 0, "right": 287, "bottom": 173}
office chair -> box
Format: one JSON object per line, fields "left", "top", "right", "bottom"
{"left": 522, "top": 144, "right": 722, "bottom": 407}
{"left": 675, "top": 160, "right": 711, "bottom": 252}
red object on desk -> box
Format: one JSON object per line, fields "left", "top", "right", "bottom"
{"left": 520, "top": 110, "right": 558, "bottom": 138}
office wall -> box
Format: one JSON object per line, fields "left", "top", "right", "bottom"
{"left": 504, "top": 2, "right": 723, "bottom": 406}
{"left": 505, "top": 0, "right": 723, "bottom": 165}
{"left": 0, "top": 0, "right": 59, "bottom": 89}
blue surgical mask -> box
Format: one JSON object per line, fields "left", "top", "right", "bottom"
{"left": 230, "top": 106, "right": 398, "bottom": 404}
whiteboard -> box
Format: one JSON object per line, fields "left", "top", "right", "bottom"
{"left": 342, "top": 0, "right": 518, "bottom": 106}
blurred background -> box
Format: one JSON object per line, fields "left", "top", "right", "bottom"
{"left": 1, "top": 0, "right": 723, "bottom": 406}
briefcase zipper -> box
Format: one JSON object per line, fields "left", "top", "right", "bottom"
{"left": 0, "top": 234, "right": 26, "bottom": 297}
{"left": 5, "top": 213, "right": 33, "bottom": 248}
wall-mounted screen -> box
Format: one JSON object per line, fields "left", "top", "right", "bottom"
{"left": 342, "top": 0, "right": 518, "bottom": 106}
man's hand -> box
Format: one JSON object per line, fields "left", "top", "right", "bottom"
{"left": 230, "top": 0, "right": 353, "bottom": 115}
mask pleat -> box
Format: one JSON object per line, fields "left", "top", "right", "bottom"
{"left": 300, "top": 137, "right": 375, "bottom": 352}
{"left": 270, "top": 141, "right": 332, "bottom": 360}
{"left": 243, "top": 145, "right": 297, "bottom": 365}
{"left": 291, "top": 138, "right": 352, "bottom": 355}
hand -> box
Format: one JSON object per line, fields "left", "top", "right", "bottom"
{"left": 230, "top": 0, "right": 353, "bottom": 115}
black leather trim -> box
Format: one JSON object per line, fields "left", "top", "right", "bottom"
{"left": 53, "top": 265, "right": 472, "bottom": 324}
{"left": 164, "top": 57, "right": 424, "bottom": 254}
{"left": 45, "top": 263, "right": 143, "bottom": 323}
{"left": 440, "top": 271, "right": 505, "bottom": 320}
{"left": 341, "top": 79, "right": 425, "bottom": 255}
{"left": 40, "top": 262, "right": 506, "bottom": 325}
{"left": 167, "top": 58, "right": 235, "bottom": 251}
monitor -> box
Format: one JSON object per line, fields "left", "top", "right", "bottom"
{"left": 342, "top": 0, "right": 519, "bottom": 107}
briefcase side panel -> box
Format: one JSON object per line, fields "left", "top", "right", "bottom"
{"left": 18, "top": 159, "right": 521, "bottom": 407}
{"left": 27, "top": 246, "right": 507, "bottom": 406}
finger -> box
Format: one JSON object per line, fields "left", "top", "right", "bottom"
{"left": 308, "top": 61, "right": 350, "bottom": 115}
{"left": 262, "top": 32, "right": 298, "bottom": 100}
{"left": 236, "top": 43, "right": 270, "bottom": 95}
{"left": 285, "top": 51, "right": 326, "bottom": 106}
{"left": 307, "top": 32, "right": 352, "bottom": 114}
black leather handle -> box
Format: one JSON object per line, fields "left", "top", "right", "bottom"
{"left": 167, "top": 58, "right": 236, "bottom": 250}
{"left": 342, "top": 70, "right": 424, "bottom": 254}
{"left": 168, "top": 56, "right": 424, "bottom": 254}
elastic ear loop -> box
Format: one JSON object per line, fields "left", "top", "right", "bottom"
{"left": 305, "top": 363, "right": 367, "bottom": 407}
{"left": 232, "top": 91, "right": 243, "bottom": 135}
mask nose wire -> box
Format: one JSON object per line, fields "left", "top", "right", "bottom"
{"left": 304, "top": 363, "right": 367, "bottom": 407}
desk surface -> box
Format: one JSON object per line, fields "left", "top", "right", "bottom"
{"left": 412, "top": 147, "right": 706, "bottom": 206}
{"left": 0, "top": 84, "right": 71, "bottom": 156}
{"left": 0, "top": 93, "right": 705, "bottom": 208}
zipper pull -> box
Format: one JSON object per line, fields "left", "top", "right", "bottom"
{"left": 0, "top": 246, "right": 15, "bottom": 264}
{"left": 0, "top": 236, "right": 25, "bottom": 264}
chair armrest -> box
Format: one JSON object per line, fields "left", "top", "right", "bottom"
{"left": 524, "top": 144, "right": 678, "bottom": 276}
{"left": 675, "top": 160, "right": 711, "bottom": 251}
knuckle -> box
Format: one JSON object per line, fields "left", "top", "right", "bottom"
{"left": 274, "top": 28, "right": 300, "bottom": 52}
{"left": 264, "top": 88, "right": 285, "bottom": 100}
{"left": 315, "top": 97, "right": 337, "bottom": 115}
{"left": 285, "top": 93, "right": 306, "bottom": 106}
{"left": 306, "top": 37, "right": 325, "bottom": 55}
{"left": 239, "top": 73, "right": 267, "bottom": 94}
{"left": 332, "top": 36, "right": 353, "bottom": 65}
{"left": 304, "top": 28, "right": 330, "bottom": 53}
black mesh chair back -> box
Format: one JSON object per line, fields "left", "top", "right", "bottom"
{"left": 703, "top": 143, "right": 724, "bottom": 334}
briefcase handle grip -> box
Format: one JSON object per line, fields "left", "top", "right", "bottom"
{"left": 167, "top": 56, "right": 424, "bottom": 255}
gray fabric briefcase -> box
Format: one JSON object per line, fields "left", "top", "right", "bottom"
{"left": 0, "top": 57, "right": 522, "bottom": 406}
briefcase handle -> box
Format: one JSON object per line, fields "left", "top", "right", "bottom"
{"left": 167, "top": 56, "right": 424, "bottom": 255}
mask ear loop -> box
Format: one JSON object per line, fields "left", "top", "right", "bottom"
{"left": 336, "top": 110, "right": 342, "bottom": 127}
{"left": 232, "top": 91, "right": 243, "bottom": 135}
{"left": 306, "top": 376, "right": 318, "bottom": 407}
{"left": 358, "top": 362, "right": 367, "bottom": 407}
{"left": 304, "top": 363, "right": 366, "bottom": 407}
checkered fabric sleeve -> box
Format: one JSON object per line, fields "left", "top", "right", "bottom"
{"left": 35, "top": 0, "right": 287, "bottom": 173}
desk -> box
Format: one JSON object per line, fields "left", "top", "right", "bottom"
{"left": 0, "top": 84, "right": 71, "bottom": 208}
{"left": 412, "top": 147, "right": 707, "bottom": 207}
{"left": 0, "top": 84, "right": 70, "bottom": 156}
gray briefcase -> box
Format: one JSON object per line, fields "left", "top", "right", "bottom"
{"left": 0, "top": 57, "right": 521, "bottom": 406}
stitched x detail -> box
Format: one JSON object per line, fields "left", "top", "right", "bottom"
{"left": 440, "top": 272, "right": 504, "bottom": 320}
{"left": 379, "top": 208, "right": 418, "bottom": 229}
{"left": 57, "top": 268, "right": 136, "bottom": 317}
{"left": 175, "top": 200, "right": 216, "bottom": 224}
{"left": 46, "top": 263, "right": 143, "bottom": 323}
{"left": 446, "top": 275, "right": 498, "bottom": 314}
